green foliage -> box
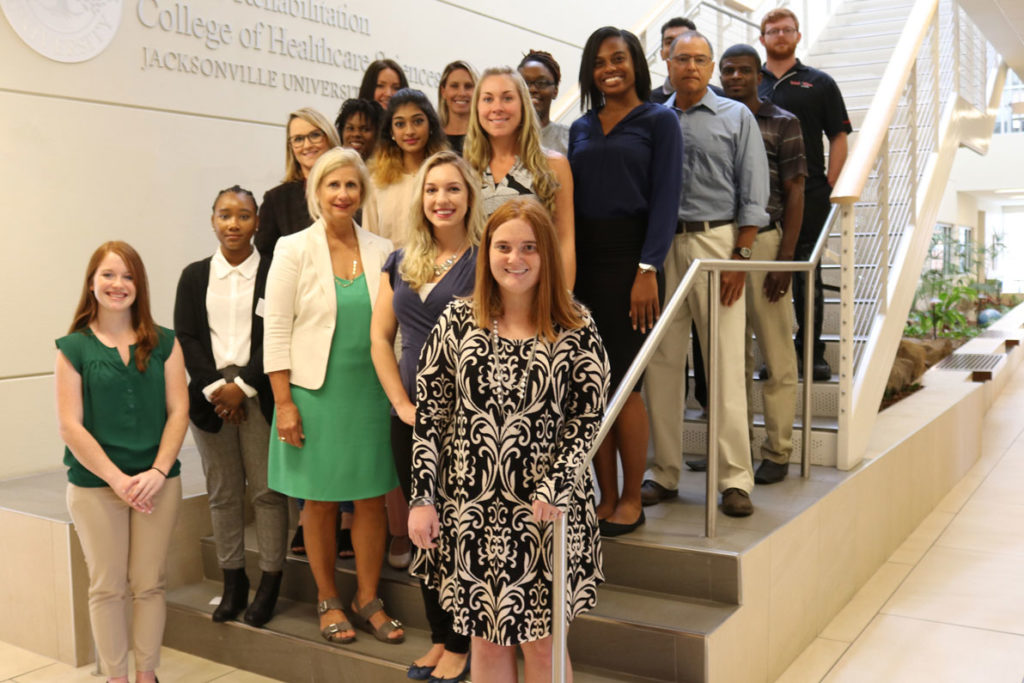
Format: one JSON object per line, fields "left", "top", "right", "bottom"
{"left": 904, "top": 232, "right": 1005, "bottom": 340}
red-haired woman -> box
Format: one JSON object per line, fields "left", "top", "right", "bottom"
{"left": 56, "top": 241, "right": 189, "bottom": 683}
{"left": 409, "top": 198, "right": 608, "bottom": 682}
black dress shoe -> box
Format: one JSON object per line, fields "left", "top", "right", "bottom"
{"left": 599, "top": 511, "right": 646, "bottom": 537}
{"left": 757, "top": 364, "right": 771, "bottom": 380}
{"left": 812, "top": 358, "right": 832, "bottom": 381}
{"left": 640, "top": 479, "right": 677, "bottom": 505}
{"left": 720, "top": 488, "right": 754, "bottom": 517}
{"left": 685, "top": 458, "right": 707, "bottom": 472}
{"left": 754, "top": 459, "right": 789, "bottom": 485}
{"left": 212, "top": 568, "right": 249, "bottom": 622}
{"left": 243, "top": 570, "right": 283, "bottom": 627}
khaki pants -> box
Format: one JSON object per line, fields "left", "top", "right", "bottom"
{"left": 745, "top": 227, "right": 798, "bottom": 464}
{"left": 67, "top": 477, "right": 182, "bottom": 677}
{"left": 647, "top": 224, "right": 754, "bottom": 493}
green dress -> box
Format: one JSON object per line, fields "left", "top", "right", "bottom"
{"left": 267, "top": 274, "right": 397, "bottom": 501}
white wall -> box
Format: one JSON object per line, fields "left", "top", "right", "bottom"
{"left": 0, "top": 0, "right": 673, "bottom": 479}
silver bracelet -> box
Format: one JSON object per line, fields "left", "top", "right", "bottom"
{"left": 409, "top": 496, "right": 434, "bottom": 508}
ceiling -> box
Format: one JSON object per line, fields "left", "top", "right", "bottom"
{"left": 961, "top": 0, "right": 1024, "bottom": 80}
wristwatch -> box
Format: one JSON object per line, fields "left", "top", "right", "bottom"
{"left": 409, "top": 496, "right": 435, "bottom": 508}
{"left": 637, "top": 262, "right": 657, "bottom": 274}
{"left": 732, "top": 246, "right": 752, "bottom": 260}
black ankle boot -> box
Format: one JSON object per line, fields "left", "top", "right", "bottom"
{"left": 212, "top": 568, "right": 249, "bottom": 622}
{"left": 243, "top": 570, "right": 283, "bottom": 627}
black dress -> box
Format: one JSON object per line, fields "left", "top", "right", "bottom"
{"left": 568, "top": 103, "right": 683, "bottom": 392}
{"left": 410, "top": 300, "right": 609, "bottom": 644}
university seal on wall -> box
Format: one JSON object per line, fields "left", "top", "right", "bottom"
{"left": 1, "top": 0, "right": 122, "bottom": 63}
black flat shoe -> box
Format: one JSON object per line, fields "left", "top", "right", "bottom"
{"left": 407, "top": 662, "right": 435, "bottom": 680}
{"left": 428, "top": 656, "right": 470, "bottom": 683}
{"left": 598, "top": 511, "right": 645, "bottom": 537}
{"left": 290, "top": 525, "right": 306, "bottom": 556}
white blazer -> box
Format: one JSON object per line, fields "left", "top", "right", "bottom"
{"left": 263, "top": 218, "right": 393, "bottom": 390}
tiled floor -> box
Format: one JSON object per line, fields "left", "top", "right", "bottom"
{"left": 0, "top": 642, "right": 280, "bottom": 682}
{"left": 774, "top": 360, "right": 1024, "bottom": 683}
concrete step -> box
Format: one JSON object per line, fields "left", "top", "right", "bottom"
{"left": 831, "top": 1, "right": 915, "bottom": 19}
{"left": 813, "top": 29, "right": 903, "bottom": 53}
{"left": 166, "top": 580, "right": 678, "bottom": 682}
{"left": 177, "top": 533, "right": 743, "bottom": 682}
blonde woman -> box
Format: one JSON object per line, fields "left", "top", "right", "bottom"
{"left": 464, "top": 66, "right": 575, "bottom": 287}
{"left": 437, "top": 60, "right": 477, "bottom": 154}
{"left": 264, "top": 147, "right": 404, "bottom": 646}
{"left": 255, "top": 107, "right": 341, "bottom": 257}
{"left": 371, "top": 150, "right": 482, "bottom": 681}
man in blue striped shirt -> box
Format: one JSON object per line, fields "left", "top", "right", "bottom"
{"left": 643, "top": 30, "right": 770, "bottom": 518}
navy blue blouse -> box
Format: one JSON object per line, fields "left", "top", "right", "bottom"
{"left": 383, "top": 247, "right": 477, "bottom": 410}
{"left": 568, "top": 102, "right": 684, "bottom": 268}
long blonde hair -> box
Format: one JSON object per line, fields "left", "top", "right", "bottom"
{"left": 463, "top": 67, "right": 559, "bottom": 215}
{"left": 473, "top": 198, "right": 582, "bottom": 342}
{"left": 282, "top": 107, "right": 341, "bottom": 183}
{"left": 400, "top": 151, "right": 483, "bottom": 291}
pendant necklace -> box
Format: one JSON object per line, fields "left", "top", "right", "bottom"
{"left": 490, "top": 317, "right": 538, "bottom": 418}
{"left": 433, "top": 240, "right": 467, "bottom": 277}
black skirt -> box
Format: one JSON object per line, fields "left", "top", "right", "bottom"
{"left": 574, "top": 215, "right": 657, "bottom": 394}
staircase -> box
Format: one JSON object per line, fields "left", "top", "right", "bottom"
{"left": 166, "top": 525, "right": 740, "bottom": 682}
{"left": 161, "top": 1, "right": 1007, "bottom": 682}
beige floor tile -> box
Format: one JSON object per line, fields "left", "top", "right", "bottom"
{"left": 888, "top": 509, "right": 955, "bottom": 565}
{"left": 772, "top": 637, "right": 847, "bottom": 683}
{"left": 935, "top": 498, "right": 1024, "bottom": 556}
{"left": 883, "top": 545, "right": 1024, "bottom": 635}
{"left": 154, "top": 647, "right": 235, "bottom": 682}
{"left": 12, "top": 661, "right": 100, "bottom": 683}
{"left": 0, "top": 641, "right": 53, "bottom": 680}
{"left": 820, "top": 562, "right": 912, "bottom": 643}
{"left": 208, "top": 670, "right": 284, "bottom": 682}
{"left": 822, "top": 614, "right": 1024, "bottom": 683}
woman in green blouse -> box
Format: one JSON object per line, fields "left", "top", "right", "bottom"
{"left": 55, "top": 241, "right": 188, "bottom": 683}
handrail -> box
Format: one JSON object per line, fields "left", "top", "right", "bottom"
{"left": 831, "top": 0, "right": 939, "bottom": 203}
{"left": 550, "top": 216, "right": 833, "bottom": 680}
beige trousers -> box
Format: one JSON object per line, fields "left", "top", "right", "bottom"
{"left": 67, "top": 476, "right": 182, "bottom": 677}
{"left": 647, "top": 224, "right": 755, "bottom": 493}
{"left": 745, "top": 227, "right": 798, "bottom": 464}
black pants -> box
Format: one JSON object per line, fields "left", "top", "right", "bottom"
{"left": 793, "top": 183, "right": 832, "bottom": 360}
{"left": 390, "top": 416, "right": 470, "bottom": 653}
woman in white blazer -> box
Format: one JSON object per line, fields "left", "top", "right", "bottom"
{"left": 264, "top": 147, "right": 405, "bottom": 646}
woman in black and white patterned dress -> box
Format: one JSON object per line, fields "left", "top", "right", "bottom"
{"left": 408, "top": 197, "right": 608, "bottom": 681}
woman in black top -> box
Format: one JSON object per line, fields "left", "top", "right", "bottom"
{"left": 254, "top": 107, "right": 340, "bottom": 257}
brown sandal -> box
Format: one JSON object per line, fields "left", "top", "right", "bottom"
{"left": 317, "top": 597, "right": 355, "bottom": 644}
{"left": 350, "top": 597, "right": 405, "bottom": 644}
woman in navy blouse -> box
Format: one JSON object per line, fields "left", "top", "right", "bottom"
{"left": 569, "top": 26, "right": 684, "bottom": 537}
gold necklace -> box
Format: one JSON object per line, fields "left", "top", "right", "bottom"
{"left": 337, "top": 259, "right": 359, "bottom": 287}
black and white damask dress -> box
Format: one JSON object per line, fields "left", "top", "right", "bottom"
{"left": 411, "top": 299, "right": 609, "bottom": 645}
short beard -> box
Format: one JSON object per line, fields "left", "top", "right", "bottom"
{"left": 765, "top": 42, "right": 796, "bottom": 61}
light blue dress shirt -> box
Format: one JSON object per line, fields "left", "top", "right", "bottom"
{"left": 668, "top": 88, "right": 770, "bottom": 228}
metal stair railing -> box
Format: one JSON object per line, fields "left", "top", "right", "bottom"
{"left": 549, "top": 218, "right": 833, "bottom": 680}
{"left": 829, "top": 0, "right": 1003, "bottom": 466}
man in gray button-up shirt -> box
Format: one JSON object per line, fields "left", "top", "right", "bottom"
{"left": 643, "top": 30, "right": 769, "bottom": 518}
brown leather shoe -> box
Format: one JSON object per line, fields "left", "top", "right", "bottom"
{"left": 640, "top": 479, "right": 678, "bottom": 506}
{"left": 720, "top": 488, "right": 754, "bottom": 517}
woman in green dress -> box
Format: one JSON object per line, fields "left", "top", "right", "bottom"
{"left": 264, "top": 146, "right": 405, "bottom": 645}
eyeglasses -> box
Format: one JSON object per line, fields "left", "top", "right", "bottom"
{"left": 523, "top": 79, "right": 555, "bottom": 90}
{"left": 764, "top": 27, "right": 797, "bottom": 36}
{"left": 670, "top": 55, "right": 712, "bottom": 67}
{"left": 289, "top": 130, "right": 326, "bottom": 147}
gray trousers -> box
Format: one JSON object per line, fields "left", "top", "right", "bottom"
{"left": 191, "top": 394, "right": 288, "bottom": 572}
